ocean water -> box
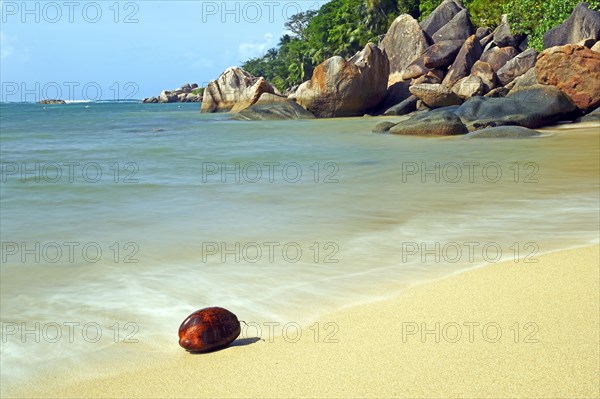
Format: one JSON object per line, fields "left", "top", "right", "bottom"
{"left": 1, "top": 102, "right": 599, "bottom": 392}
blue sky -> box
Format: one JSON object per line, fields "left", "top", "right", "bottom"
{"left": 0, "top": 0, "right": 327, "bottom": 101}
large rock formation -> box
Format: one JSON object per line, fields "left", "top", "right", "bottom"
{"left": 452, "top": 75, "right": 485, "bottom": 100}
{"left": 201, "top": 68, "right": 275, "bottom": 113}
{"left": 471, "top": 60, "right": 497, "bottom": 93}
{"left": 431, "top": 9, "right": 474, "bottom": 43}
{"left": 384, "top": 95, "right": 418, "bottom": 116}
{"left": 38, "top": 99, "right": 66, "bottom": 104}
{"left": 442, "top": 35, "right": 483, "bottom": 88}
{"left": 380, "top": 15, "right": 429, "bottom": 80}
{"left": 536, "top": 44, "right": 600, "bottom": 110}
{"left": 480, "top": 46, "right": 520, "bottom": 73}
{"left": 295, "top": 43, "right": 389, "bottom": 118}
{"left": 493, "top": 14, "right": 524, "bottom": 47}
{"left": 544, "top": 3, "right": 600, "bottom": 48}
{"left": 409, "top": 83, "right": 462, "bottom": 108}
{"left": 233, "top": 93, "right": 315, "bottom": 120}
{"left": 455, "top": 84, "right": 577, "bottom": 130}
{"left": 497, "top": 48, "right": 538, "bottom": 86}
{"left": 144, "top": 83, "right": 202, "bottom": 104}
{"left": 464, "top": 126, "right": 542, "bottom": 138}
{"left": 423, "top": 40, "right": 464, "bottom": 68}
{"left": 389, "top": 110, "right": 467, "bottom": 136}
{"left": 420, "top": 0, "right": 465, "bottom": 39}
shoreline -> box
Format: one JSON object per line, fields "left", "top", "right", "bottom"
{"left": 12, "top": 243, "right": 600, "bottom": 398}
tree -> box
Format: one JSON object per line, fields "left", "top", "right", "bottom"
{"left": 505, "top": 0, "right": 600, "bottom": 50}
{"left": 284, "top": 10, "right": 319, "bottom": 38}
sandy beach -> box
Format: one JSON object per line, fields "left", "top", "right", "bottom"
{"left": 13, "top": 244, "right": 599, "bottom": 398}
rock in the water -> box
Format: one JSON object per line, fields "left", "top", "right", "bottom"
{"left": 384, "top": 95, "right": 419, "bottom": 116}
{"left": 544, "top": 3, "right": 600, "bottom": 49}
{"left": 471, "top": 60, "right": 497, "bottom": 93}
{"left": 452, "top": 75, "right": 484, "bottom": 100}
{"left": 536, "top": 44, "right": 600, "bottom": 110}
{"left": 159, "top": 90, "right": 178, "bottom": 103}
{"left": 38, "top": 99, "right": 66, "bottom": 104}
{"left": 420, "top": 0, "right": 465, "bottom": 39}
{"left": 409, "top": 83, "right": 462, "bottom": 108}
{"left": 442, "top": 35, "right": 483, "bottom": 88}
{"left": 455, "top": 84, "right": 577, "bottom": 130}
{"left": 181, "top": 83, "right": 192, "bottom": 93}
{"left": 423, "top": 40, "right": 464, "bottom": 68}
{"left": 142, "top": 97, "right": 159, "bottom": 104}
{"left": 497, "top": 48, "right": 538, "bottom": 86}
{"left": 233, "top": 93, "right": 316, "bottom": 120}
{"left": 380, "top": 15, "right": 429, "bottom": 78}
{"left": 389, "top": 110, "right": 467, "bottom": 136}
{"left": 480, "top": 46, "right": 520, "bottom": 73}
{"left": 202, "top": 67, "right": 275, "bottom": 113}
{"left": 464, "top": 126, "right": 542, "bottom": 138}
{"left": 493, "top": 14, "right": 523, "bottom": 47}
{"left": 580, "top": 106, "right": 600, "bottom": 122}
{"left": 372, "top": 121, "right": 398, "bottom": 133}
{"left": 178, "top": 307, "right": 241, "bottom": 353}
{"left": 295, "top": 43, "right": 389, "bottom": 118}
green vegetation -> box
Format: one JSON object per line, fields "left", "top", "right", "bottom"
{"left": 242, "top": 0, "right": 598, "bottom": 92}
{"left": 191, "top": 88, "right": 204, "bottom": 97}
{"left": 505, "top": 0, "right": 600, "bottom": 50}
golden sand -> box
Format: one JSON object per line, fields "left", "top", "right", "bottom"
{"left": 13, "top": 245, "right": 599, "bottom": 398}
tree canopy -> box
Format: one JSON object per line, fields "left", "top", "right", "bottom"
{"left": 242, "top": 0, "right": 599, "bottom": 92}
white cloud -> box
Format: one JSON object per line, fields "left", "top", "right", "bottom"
{"left": 237, "top": 33, "right": 274, "bottom": 61}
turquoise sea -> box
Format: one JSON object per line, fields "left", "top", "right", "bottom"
{"left": 1, "top": 102, "right": 599, "bottom": 392}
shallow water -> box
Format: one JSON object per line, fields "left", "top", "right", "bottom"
{"left": 1, "top": 103, "right": 599, "bottom": 392}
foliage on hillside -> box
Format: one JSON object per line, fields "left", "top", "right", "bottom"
{"left": 505, "top": 0, "right": 599, "bottom": 50}
{"left": 241, "top": 0, "right": 599, "bottom": 92}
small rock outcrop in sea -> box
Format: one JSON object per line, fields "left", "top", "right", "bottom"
{"left": 536, "top": 44, "right": 600, "bottom": 110}
{"left": 38, "top": 99, "right": 66, "bottom": 104}
{"left": 201, "top": 67, "right": 276, "bottom": 113}
{"left": 295, "top": 43, "right": 389, "bottom": 117}
{"left": 580, "top": 106, "right": 600, "bottom": 122}
{"left": 463, "top": 126, "right": 542, "bottom": 138}
{"left": 143, "top": 83, "right": 202, "bottom": 103}
{"left": 455, "top": 84, "right": 577, "bottom": 130}
{"left": 389, "top": 109, "right": 468, "bottom": 136}
{"left": 544, "top": 2, "right": 600, "bottom": 49}
{"left": 233, "top": 93, "right": 315, "bottom": 120}
{"left": 178, "top": 307, "right": 241, "bottom": 353}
